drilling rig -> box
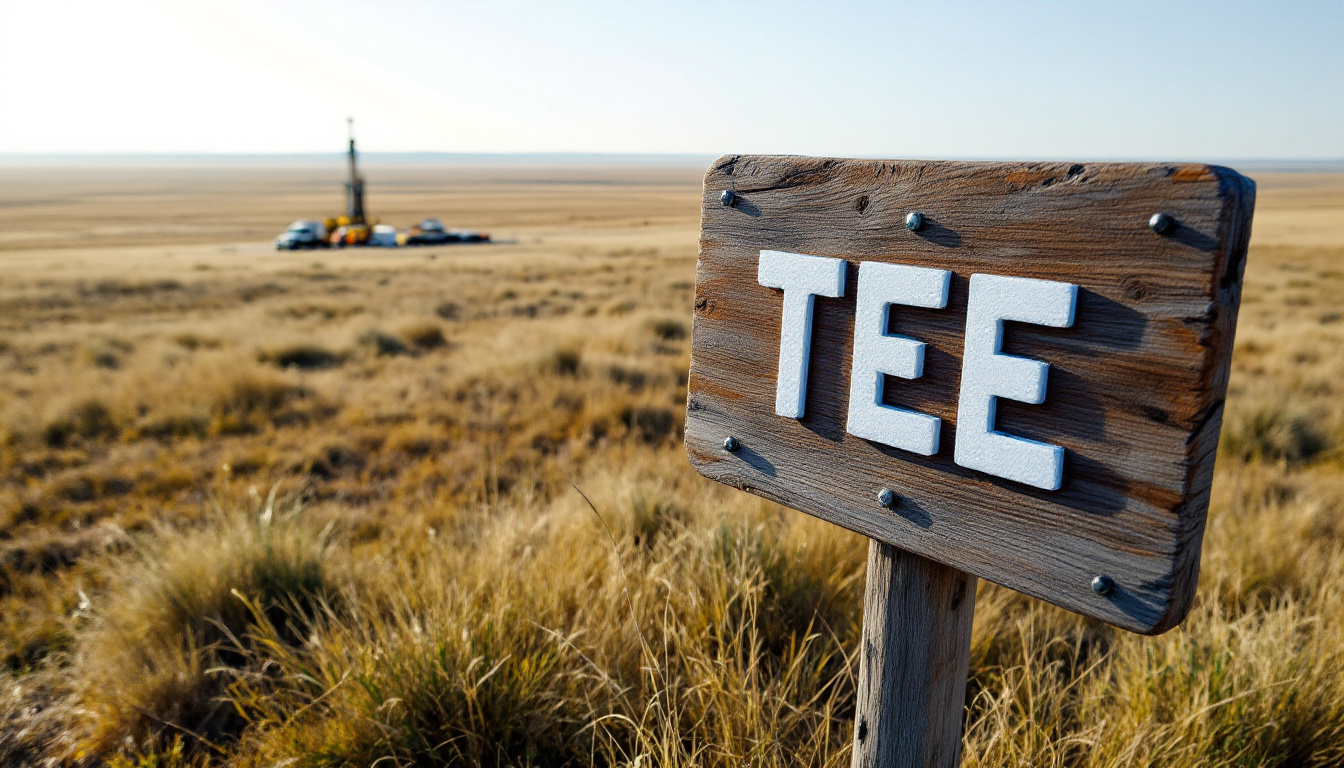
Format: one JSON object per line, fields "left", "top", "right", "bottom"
{"left": 326, "top": 118, "right": 372, "bottom": 246}
{"left": 274, "top": 118, "right": 491, "bottom": 250}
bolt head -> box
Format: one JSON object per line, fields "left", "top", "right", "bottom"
{"left": 877, "top": 488, "right": 896, "bottom": 508}
{"left": 1091, "top": 574, "right": 1115, "bottom": 596}
{"left": 723, "top": 436, "right": 740, "bottom": 452}
{"left": 720, "top": 190, "right": 737, "bottom": 208}
{"left": 905, "top": 211, "right": 925, "bottom": 232}
{"left": 1149, "top": 212, "right": 1176, "bottom": 235}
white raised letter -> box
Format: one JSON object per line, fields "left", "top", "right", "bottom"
{"left": 954, "top": 273, "right": 1077, "bottom": 490}
{"left": 758, "top": 250, "right": 846, "bottom": 418}
{"left": 846, "top": 262, "right": 951, "bottom": 455}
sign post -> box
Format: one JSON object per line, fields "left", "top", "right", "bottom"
{"left": 852, "top": 542, "right": 975, "bottom": 767}
{"left": 685, "top": 156, "right": 1255, "bottom": 766}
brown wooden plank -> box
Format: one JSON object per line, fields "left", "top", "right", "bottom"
{"left": 852, "top": 542, "right": 976, "bottom": 768}
{"left": 685, "top": 155, "right": 1255, "bottom": 633}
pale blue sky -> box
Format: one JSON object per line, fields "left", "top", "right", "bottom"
{"left": 1, "top": 0, "right": 1340, "bottom": 159}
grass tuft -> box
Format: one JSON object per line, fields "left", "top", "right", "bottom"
{"left": 620, "top": 405, "right": 679, "bottom": 444}
{"left": 545, "top": 348, "right": 583, "bottom": 377}
{"left": 170, "top": 332, "right": 221, "bottom": 351}
{"left": 399, "top": 321, "right": 446, "bottom": 350}
{"left": 43, "top": 398, "right": 118, "bottom": 446}
{"left": 258, "top": 343, "right": 343, "bottom": 370}
{"left": 64, "top": 506, "right": 340, "bottom": 761}
{"left": 1221, "top": 401, "right": 1332, "bottom": 464}
{"left": 209, "top": 374, "right": 308, "bottom": 435}
{"left": 358, "top": 328, "right": 408, "bottom": 357}
{"left": 648, "top": 318, "right": 686, "bottom": 341}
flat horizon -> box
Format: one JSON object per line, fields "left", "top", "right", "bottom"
{"left": 3, "top": 152, "right": 1343, "bottom": 173}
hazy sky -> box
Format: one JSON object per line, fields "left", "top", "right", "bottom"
{"left": 2, "top": 0, "right": 1340, "bottom": 159}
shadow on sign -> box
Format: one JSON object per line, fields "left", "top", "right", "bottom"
{"left": 732, "top": 198, "right": 763, "bottom": 217}
{"left": 911, "top": 217, "right": 962, "bottom": 248}
{"left": 734, "top": 443, "right": 777, "bottom": 478}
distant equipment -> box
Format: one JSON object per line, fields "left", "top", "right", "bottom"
{"left": 325, "top": 118, "right": 372, "bottom": 247}
{"left": 369, "top": 224, "right": 398, "bottom": 248}
{"left": 273, "top": 120, "right": 491, "bottom": 250}
{"left": 344, "top": 118, "right": 367, "bottom": 227}
{"left": 402, "top": 218, "right": 490, "bottom": 246}
{"left": 274, "top": 219, "right": 327, "bottom": 250}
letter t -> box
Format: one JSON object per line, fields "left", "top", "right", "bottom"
{"left": 758, "top": 250, "right": 846, "bottom": 419}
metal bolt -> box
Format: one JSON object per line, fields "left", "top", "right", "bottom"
{"left": 1091, "top": 574, "right": 1115, "bottom": 596}
{"left": 877, "top": 488, "right": 896, "bottom": 508}
{"left": 720, "top": 190, "right": 737, "bottom": 208}
{"left": 1149, "top": 212, "right": 1177, "bottom": 235}
{"left": 723, "top": 436, "right": 740, "bottom": 452}
{"left": 905, "top": 211, "right": 925, "bottom": 231}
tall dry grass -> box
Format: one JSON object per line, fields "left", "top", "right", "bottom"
{"left": 0, "top": 167, "right": 1341, "bottom": 766}
{"left": 9, "top": 447, "right": 1343, "bottom": 766}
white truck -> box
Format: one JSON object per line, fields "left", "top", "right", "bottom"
{"left": 274, "top": 220, "right": 327, "bottom": 250}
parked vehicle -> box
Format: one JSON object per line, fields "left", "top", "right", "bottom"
{"left": 274, "top": 220, "right": 327, "bottom": 250}
{"left": 447, "top": 228, "right": 490, "bottom": 244}
{"left": 370, "top": 224, "right": 399, "bottom": 247}
{"left": 402, "top": 218, "right": 490, "bottom": 246}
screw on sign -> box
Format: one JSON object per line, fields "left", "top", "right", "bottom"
{"left": 684, "top": 156, "right": 1255, "bottom": 768}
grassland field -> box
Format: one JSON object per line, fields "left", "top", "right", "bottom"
{"left": 0, "top": 161, "right": 1341, "bottom": 766}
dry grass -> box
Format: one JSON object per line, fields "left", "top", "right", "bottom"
{"left": 65, "top": 505, "right": 339, "bottom": 759}
{"left": 0, "top": 163, "right": 1342, "bottom": 766}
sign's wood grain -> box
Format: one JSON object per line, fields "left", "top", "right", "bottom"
{"left": 685, "top": 155, "right": 1255, "bottom": 634}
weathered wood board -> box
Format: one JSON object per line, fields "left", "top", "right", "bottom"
{"left": 685, "top": 155, "right": 1255, "bottom": 634}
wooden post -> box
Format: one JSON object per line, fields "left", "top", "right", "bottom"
{"left": 852, "top": 540, "right": 978, "bottom": 768}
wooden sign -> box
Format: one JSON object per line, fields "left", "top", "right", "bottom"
{"left": 685, "top": 156, "right": 1255, "bottom": 635}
